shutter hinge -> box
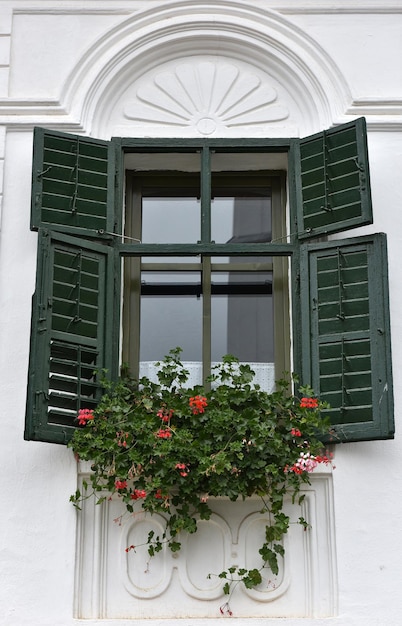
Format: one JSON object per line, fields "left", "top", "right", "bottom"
{"left": 37, "top": 302, "right": 47, "bottom": 332}
{"left": 37, "top": 166, "right": 52, "bottom": 179}
{"left": 353, "top": 158, "right": 364, "bottom": 173}
{"left": 312, "top": 297, "right": 317, "bottom": 311}
{"left": 35, "top": 389, "right": 49, "bottom": 406}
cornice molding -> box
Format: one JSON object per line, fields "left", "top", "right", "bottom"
{"left": 6, "top": 0, "right": 402, "bottom": 16}
{"left": 1, "top": 99, "right": 402, "bottom": 134}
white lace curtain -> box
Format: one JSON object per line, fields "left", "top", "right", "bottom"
{"left": 139, "top": 361, "right": 276, "bottom": 392}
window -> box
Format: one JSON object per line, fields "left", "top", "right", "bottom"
{"left": 123, "top": 162, "right": 289, "bottom": 388}
{"left": 25, "top": 119, "right": 394, "bottom": 444}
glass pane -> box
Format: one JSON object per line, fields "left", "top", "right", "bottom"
{"left": 140, "top": 268, "right": 202, "bottom": 384}
{"left": 141, "top": 269, "right": 200, "bottom": 284}
{"left": 212, "top": 263, "right": 273, "bottom": 277}
{"left": 140, "top": 296, "right": 203, "bottom": 386}
{"left": 142, "top": 197, "right": 200, "bottom": 244}
{"left": 142, "top": 256, "right": 201, "bottom": 267}
{"left": 211, "top": 270, "right": 275, "bottom": 391}
{"left": 140, "top": 294, "right": 202, "bottom": 361}
{"left": 211, "top": 193, "right": 272, "bottom": 244}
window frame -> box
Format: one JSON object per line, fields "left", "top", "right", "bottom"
{"left": 25, "top": 121, "right": 395, "bottom": 444}
{"left": 122, "top": 166, "right": 290, "bottom": 384}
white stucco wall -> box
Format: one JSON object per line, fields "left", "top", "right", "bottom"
{"left": 0, "top": 1, "right": 402, "bottom": 625}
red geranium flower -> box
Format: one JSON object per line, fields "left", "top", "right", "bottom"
{"left": 189, "top": 395, "right": 208, "bottom": 414}
{"left": 156, "top": 428, "right": 172, "bottom": 439}
{"left": 300, "top": 397, "right": 318, "bottom": 409}
{"left": 131, "top": 489, "right": 146, "bottom": 500}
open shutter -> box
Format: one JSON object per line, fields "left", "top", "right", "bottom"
{"left": 25, "top": 230, "right": 117, "bottom": 444}
{"left": 300, "top": 233, "right": 394, "bottom": 442}
{"left": 30, "top": 127, "right": 116, "bottom": 237}
{"left": 297, "top": 118, "right": 373, "bottom": 239}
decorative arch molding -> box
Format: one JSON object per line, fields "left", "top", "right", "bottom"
{"left": 59, "top": 1, "right": 351, "bottom": 138}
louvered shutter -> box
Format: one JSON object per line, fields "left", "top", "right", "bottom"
{"left": 25, "top": 230, "right": 116, "bottom": 444}
{"left": 30, "top": 127, "right": 116, "bottom": 236}
{"left": 297, "top": 118, "right": 373, "bottom": 239}
{"left": 25, "top": 128, "right": 120, "bottom": 444}
{"left": 300, "top": 234, "right": 394, "bottom": 442}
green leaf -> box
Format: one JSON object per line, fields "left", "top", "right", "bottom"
{"left": 259, "top": 546, "right": 279, "bottom": 576}
{"left": 243, "top": 569, "right": 262, "bottom": 588}
{"left": 274, "top": 543, "right": 285, "bottom": 557}
{"left": 168, "top": 541, "right": 181, "bottom": 552}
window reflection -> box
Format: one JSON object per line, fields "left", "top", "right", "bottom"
{"left": 211, "top": 194, "right": 272, "bottom": 244}
{"left": 142, "top": 197, "right": 200, "bottom": 244}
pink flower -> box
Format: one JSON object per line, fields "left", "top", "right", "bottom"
{"left": 175, "top": 462, "right": 189, "bottom": 477}
{"left": 284, "top": 452, "right": 316, "bottom": 474}
{"left": 77, "top": 408, "right": 94, "bottom": 426}
{"left": 220, "top": 602, "right": 233, "bottom": 616}
{"left": 125, "top": 545, "right": 135, "bottom": 553}
{"left": 116, "top": 430, "right": 129, "bottom": 447}
{"left": 115, "top": 480, "right": 127, "bottom": 490}
{"left": 285, "top": 450, "right": 334, "bottom": 475}
{"left": 291, "top": 427, "right": 302, "bottom": 437}
{"left": 157, "top": 408, "right": 173, "bottom": 423}
{"left": 154, "top": 489, "right": 168, "bottom": 500}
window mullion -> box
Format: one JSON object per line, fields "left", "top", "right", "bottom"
{"left": 122, "top": 174, "right": 142, "bottom": 376}
{"left": 202, "top": 256, "right": 212, "bottom": 387}
{"left": 200, "top": 147, "right": 211, "bottom": 243}
{"left": 272, "top": 175, "right": 290, "bottom": 380}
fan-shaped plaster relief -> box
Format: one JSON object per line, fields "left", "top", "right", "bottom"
{"left": 108, "top": 58, "right": 295, "bottom": 138}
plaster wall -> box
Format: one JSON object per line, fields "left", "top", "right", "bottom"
{"left": 0, "top": 1, "right": 401, "bottom": 625}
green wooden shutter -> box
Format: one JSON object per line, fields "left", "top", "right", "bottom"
{"left": 30, "top": 127, "right": 116, "bottom": 236}
{"left": 297, "top": 118, "right": 373, "bottom": 238}
{"left": 25, "top": 230, "right": 117, "bottom": 444}
{"left": 300, "top": 233, "right": 394, "bottom": 442}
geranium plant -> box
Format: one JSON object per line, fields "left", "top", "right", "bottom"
{"left": 69, "top": 348, "right": 333, "bottom": 598}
